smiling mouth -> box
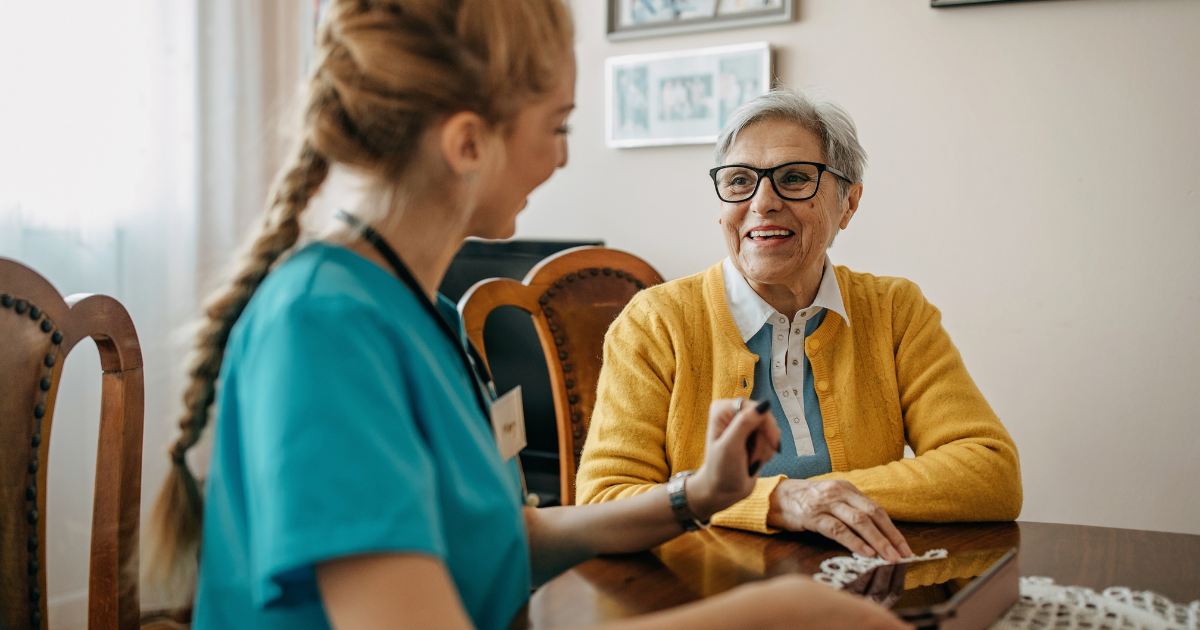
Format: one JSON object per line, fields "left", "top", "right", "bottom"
{"left": 745, "top": 229, "right": 795, "bottom": 241}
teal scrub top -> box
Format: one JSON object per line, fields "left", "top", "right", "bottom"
{"left": 193, "top": 242, "right": 531, "bottom": 630}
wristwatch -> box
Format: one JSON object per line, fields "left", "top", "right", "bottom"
{"left": 667, "top": 470, "right": 711, "bottom": 532}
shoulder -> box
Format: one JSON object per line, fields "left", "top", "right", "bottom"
{"left": 835, "top": 266, "right": 929, "bottom": 306}
{"left": 830, "top": 265, "right": 940, "bottom": 340}
{"left": 629, "top": 269, "right": 706, "bottom": 313}
{"left": 835, "top": 265, "right": 923, "bottom": 299}
{"left": 834, "top": 265, "right": 936, "bottom": 328}
{"left": 600, "top": 268, "right": 716, "bottom": 364}
{"left": 611, "top": 268, "right": 709, "bottom": 332}
{"left": 232, "top": 243, "right": 431, "bottom": 355}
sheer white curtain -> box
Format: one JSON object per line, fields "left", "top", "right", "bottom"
{"left": 0, "top": 1, "right": 309, "bottom": 624}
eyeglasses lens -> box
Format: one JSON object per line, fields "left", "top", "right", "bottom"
{"left": 772, "top": 163, "right": 819, "bottom": 199}
{"left": 716, "top": 167, "right": 759, "bottom": 202}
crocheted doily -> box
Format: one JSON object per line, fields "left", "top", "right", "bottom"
{"left": 812, "top": 550, "right": 1200, "bottom": 630}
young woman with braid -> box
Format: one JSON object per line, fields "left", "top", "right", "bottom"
{"left": 148, "top": 2, "right": 911, "bottom": 629}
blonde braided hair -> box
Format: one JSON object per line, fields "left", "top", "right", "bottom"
{"left": 148, "top": 0, "right": 573, "bottom": 594}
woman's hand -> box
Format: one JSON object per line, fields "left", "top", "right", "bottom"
{"left": 686, "top": 398, "right": 782, "bottom": 521}
{"left": 767, "top": 479, "right": 913, "bottom": 561}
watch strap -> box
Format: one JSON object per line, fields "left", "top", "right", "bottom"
{"left": 667, "top": 471, "right": 710, "bottom": 532}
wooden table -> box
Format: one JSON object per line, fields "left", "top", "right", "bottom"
{"left": 514, "top": 521, "right": 1200, "bottom": 628}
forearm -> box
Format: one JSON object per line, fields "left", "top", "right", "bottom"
{"left": 820, "top": 440, "right": 1022, "bottom": 522}
{"left": 530, "top": 398, "right": 786, "bottom": 584}
{"left": 526, "top": 482, "right": 714, "bottom": 584}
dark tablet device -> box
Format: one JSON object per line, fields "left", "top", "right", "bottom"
{"left": 842, "top": 548, "right": 1020, "bottom": 630}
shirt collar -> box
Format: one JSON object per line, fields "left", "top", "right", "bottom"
{"left": 721, "top": 256, "right": 849, "bottom": 343}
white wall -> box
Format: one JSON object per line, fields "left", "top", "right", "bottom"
{"left": 519, "top": 0, "right": 1200, "bottom": 535}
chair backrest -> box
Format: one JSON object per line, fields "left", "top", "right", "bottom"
{"left": 0, "top": 258, "right": 144, "bottom": 630}
{"left": 459, "top": 247, "right": 663, "bottom": 506}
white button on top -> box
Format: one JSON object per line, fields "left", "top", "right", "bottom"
{"left": 791, "top": 417, "right": 800, "bottom": 424}
{"left": 776, "top": 334, "right": 784, "bottom": 341}
{"left": 782, "top": 390, "right": 789, "bottom": 397}
{"left": 778, "top": 317, "right": 786, "bottom": 324}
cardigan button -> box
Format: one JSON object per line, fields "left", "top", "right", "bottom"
{"left": 807, "top": 338, "right": 820, "bottom": 351}
{"left": 827, "top": 423, "right": 839, "bottom": 437}
{"left": 816, "top": 380, "right": 829, "bottom": 392}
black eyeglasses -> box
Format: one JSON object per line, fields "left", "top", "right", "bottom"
{"left": 709, "top": 161, "right": 851, "bottom": 203}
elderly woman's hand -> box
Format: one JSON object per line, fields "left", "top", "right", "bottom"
{"left": 686, "top": 398, "right": 783, "bottom": 521}
{"left": 768, "top": 479, "right": 914, "bottom": 561}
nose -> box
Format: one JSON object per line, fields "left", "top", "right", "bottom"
{"left": 556, "top": 134, "right": 569, "bottom": 168}
{"left": 747, "top": 175, "right": 781, "bottom": 215}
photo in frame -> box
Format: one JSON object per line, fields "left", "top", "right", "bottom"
{"left": 606, "top": 42, "right": 772, "bottom": 148}
{"left": 608, "top": 0, "right": 794, "bottom": 41}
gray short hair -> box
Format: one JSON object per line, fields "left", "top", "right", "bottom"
{"left": 714, "top": 88, "right": 867, "bottom": 197}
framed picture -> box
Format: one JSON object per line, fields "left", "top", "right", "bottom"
{"left": 606, "top": 42, "right": 772, "bottom": 148}
{"left": 607, "top": 0, "right": 794, "bottom": 41}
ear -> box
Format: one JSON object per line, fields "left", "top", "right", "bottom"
{"left": 838, "top": 182, "right": 864, "bottom": 230}
{"left": 438, "top": 111, "right": 491, "bottom": 176}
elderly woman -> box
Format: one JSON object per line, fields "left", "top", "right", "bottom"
{"left": 576, "top": 88, "right": 1022, "bottom": 561}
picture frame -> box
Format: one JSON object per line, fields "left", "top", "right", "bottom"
{"left": 607, "top": 0, "right": 794, "bottom": 41}
{"left": 605, "top": 41, "right": 772, "bottom": 148}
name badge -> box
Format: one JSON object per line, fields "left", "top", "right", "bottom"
{"left": 490, "top": 385, "right": 527, "bottom": 461}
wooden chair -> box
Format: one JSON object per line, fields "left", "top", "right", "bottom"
{"left": 459, "top": 247, "right": 663, "bottom": 506}
{"left": 1, "top": 258, "right": 144, "bottom": 630}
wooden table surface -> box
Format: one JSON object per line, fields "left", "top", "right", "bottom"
{"left": 514, "top": 521, "right": 1200, "bottom": 628}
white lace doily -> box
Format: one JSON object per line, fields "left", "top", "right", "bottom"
{"left": 812, "top": 550, "right": 1200, "bottom": 630}
{"left": 811, "top": 548, "right": 949, "bottom": 588}
{"left": 997, "top": 577, "right": 1200, "bottom": 630}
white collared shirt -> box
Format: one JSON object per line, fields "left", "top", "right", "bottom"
{"left": 721, "top": 256, "right": 849, "bottom": 457}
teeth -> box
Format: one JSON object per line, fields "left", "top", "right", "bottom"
{"left": 748, "top": 229, "right": 793, "bottom": 238}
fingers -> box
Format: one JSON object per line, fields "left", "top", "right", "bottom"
{"left": 841, "top": 492, "right": 913, "bottom": 558}
{"left": 725, "top": 405, "right": 781, "bottom": 477}
{"left": 827, "top": 501, "right": 903, "bottom": 561}
{"left": 706, "top": 399, "right": 740, "bottom": 441}
{"left": 811, "top": 513, "right": 873, "bottom": 558}
{"left": 750, "top": 418, "right": 778, "bottom": 469}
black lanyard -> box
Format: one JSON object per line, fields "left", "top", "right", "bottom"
{"left": 335, "top": 210, "right": 495, "bottom": 423}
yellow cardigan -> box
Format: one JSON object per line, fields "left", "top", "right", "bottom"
{"left": 575, "top": 263, "right": 1022, "bottom": 533}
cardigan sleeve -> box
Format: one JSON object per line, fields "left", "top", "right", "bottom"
{"left": 575, "top": 298, "right": 677, "bottom": 505}
{"left": 818, "top": 281, "right": 1023, "bottom": 522}
{"left": 575, "top": 295, "right": 785, "bottom": 534}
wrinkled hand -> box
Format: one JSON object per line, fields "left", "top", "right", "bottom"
{"left": 733, "top": 573, "right": 912, "bottom": 630}
{"left": 768, "top": 478, "right": 913, "bottom": 562}
{"left": 687, "top": 398, "right": 782, "bottom": 521}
